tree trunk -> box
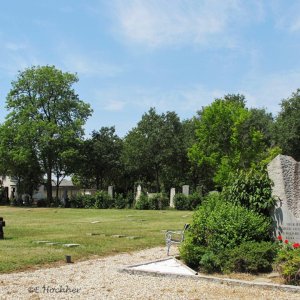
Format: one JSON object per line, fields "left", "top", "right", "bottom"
{"left": 155, "top": 166, "right": 160, "bottom": 192}
{"left": 56, "top": 173, "right": 59, "bottom": 201}
{"left": 46, "top": 169, "right": 53, "bottom": 204}
{"left": 96, "top": 174, "right": 100, "bottom": 190}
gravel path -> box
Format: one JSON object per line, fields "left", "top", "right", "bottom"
{"left": 0, "top": 247, "right": 299, "bottom": 300}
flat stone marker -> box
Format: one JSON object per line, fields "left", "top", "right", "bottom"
{"left": 86, "top": 232, "right": 103, "bottom": 236}
{"left": 90, "top": 221, "right": 101, "bottom": 224}
{"left": 111, "top": 235, "right": 126, "bottom": 238}
{"left": 34, "top": 241, "right": 51, "bottom": 244}
{"left": 63, "top": 243, "right": 80, "bottom": 247}
{"left": 126, "top": 236, "right": 140, "bottom": 240}
{"left": 46, "top": 242, "right": 61, "bottom": 245}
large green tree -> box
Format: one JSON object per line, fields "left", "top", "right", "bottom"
{"left": 189, "top": 94, "right": 272, "bottom": 188}
{"left": 0, "top": 120, "right": 43, "bottom": 198}
{"left": 122, "top": 108, "right": 189, "bottom": 192}
{"left": 274, "top": 89, "right": 300, "bottom": 160}
{"left": 73, "top": 126, "right": 123, "bottom": 190}
{"left": 3, "top": 65, "right": 92, "bottom": 202}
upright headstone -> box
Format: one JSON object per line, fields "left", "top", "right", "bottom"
{"left": 135, "top": 184, "right": 142, "bottom": 202}
{"left": 108, "top": 186, "right": 113, "bottom": 198}
{"left": 267, "top": 154, "right": 300, "bottom": 242}
{"left": 182, "top": 185, "right": 189, "bottom": 196}
{"left": 170, "top": 188, "right": 176, "bottom": 208}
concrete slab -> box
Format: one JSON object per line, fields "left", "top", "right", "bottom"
{"left": 123, "top": 257, "right": 197, "bottom": 276}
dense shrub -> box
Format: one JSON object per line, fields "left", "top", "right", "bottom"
{"left": 135, "top": 193, "right": 168, "bottom": 210}
{"left": 148, "top": 193, "right": 169, "bottom": 210}
{"left": 180, "top": 192, "right": 272, "bottom": 272}
{"left": 222, "top": 167, "right": 276, "bottom": 216}
{"left": 114, "top": 193, "right": 126, "bottom": 209}
{"left": 174, "top": 192, "right": 202, "bottom": 210}
{"left": 222, "top": 241, "right": 278, "bottom": 273}
{"left": 69, "top": 192, "right": 113, "bottom": 208}
{"left": 174, "top": 193, "right": 189, "bottom": 210}
{"left": 94, "top": 191, "right": 113, "bottom": 208}
{"left": 36, "top": 198, "right": 49, "bottom": 207}
{"left": 275, "top": 244, "right": 300, "bottom": 285}
{"left": 135, "top": 194, "right": 149, "bottom": 210}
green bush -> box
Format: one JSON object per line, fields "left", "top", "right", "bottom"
{"left": 148, "top": 193, "right": 169, "bottom": 210}
{"left": 174, "top": 193, "right": 189, "bottom": 210}
{"left": 83, "top": 194, "right": 96, "bottom": 208}
{"left": 222, "top": 167, "right": 276, "bottom": 216}
{"left": 114, "top": 193, "right": 126, "bottom": 209}
{"left": 275, "top": 246, "right": 300, "bottom": 285}
{"left": 222, "top": 241, "right": 278, "bottom": 273}
{"left": 180, "top": 192, "right": 272, "bottom": 272}
{"left": 188, "top": 192, "right": 202, "bottom": 210}
{"left": 174, "top": 192, "right": 202, "bottom": 210}
{"left": 94, "top": 191, "right": 113, "bottom": 208}
{"left": 135, "top": 193, "right": 168, "bottom": 210}
{"left": 36, "top": 198, "right": 49, "bottom": 207}
{"left": 69, "top": 194, "right": 84, "bottom": 208}
{"left": 135, "top": 194, "right": 149, "bottom": 210}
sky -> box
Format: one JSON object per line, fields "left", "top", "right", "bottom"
{"left": 1, "top": 0, "right": 300, "bottom": 137}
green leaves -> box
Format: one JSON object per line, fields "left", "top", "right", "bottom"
{"left": 189, "top": 94, "right": 274, "bottom": 188}
{"left": 2, "top": 65, "right": 92, "bottom": 201}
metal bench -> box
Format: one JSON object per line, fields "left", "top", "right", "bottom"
{"left": 165, "top": 223, "right": 190, "bottom": 256}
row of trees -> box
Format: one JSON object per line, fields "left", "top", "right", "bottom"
{"left": 1, "top": 65, "right": 300, "bottom": 203}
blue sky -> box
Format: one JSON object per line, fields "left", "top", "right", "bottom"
{"left": 1, "top": 0, "right": 300, "bottom": 137}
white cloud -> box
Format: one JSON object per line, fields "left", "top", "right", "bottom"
{"left": 111, "top": 0, "right": 259, "bottom": 48}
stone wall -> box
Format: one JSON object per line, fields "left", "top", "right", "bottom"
{"left": 267, "top": 154, "right": 300, "bottom": 242}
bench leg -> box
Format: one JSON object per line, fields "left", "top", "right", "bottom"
{"left": 166, "top": 242, "right": 171, "bottom": 256}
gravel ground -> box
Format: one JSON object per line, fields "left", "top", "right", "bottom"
{"left": 0, "top": 246, "right": 299, "bottom": 300}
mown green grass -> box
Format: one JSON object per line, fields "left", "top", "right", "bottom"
{"left": 0, "top": 207, "right": 192, "bottom": 273}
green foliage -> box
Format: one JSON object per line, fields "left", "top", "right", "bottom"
{"left": 178, "top": 236, "right": 206, "bottom": 269}
{"left": 135, "top": 193, "right": 168, "bottom": 210}
{"left": 74, "top": 127, "right": 123, "bottom": 190}
{"left": 174, "top": 193, "right": 189, "bottom": 210}
{"left": 36, "top": 199, "right": 49, "bottom": 208}
{"left": 68, "top": 194, "right": 84, "bottom": 208}
{"left": 148, "top": 193, "right": 169, "bottom": 210}
{"left": 180, "top": 192, "right": 272, "bottom": 272}
{"left": 275, "top": 247, "right": 300, "bottom": 285}
{"left": 274, "top": 89, "right": 300, "bottom": 160}
{"left": 3, "top": 65, "right": 92, "bottom": 202}
{"left": 113, "top": 193, "right": 127, "bottom": 209}
{"left": 222, "top": 167, "right": 276, "bottom": 216}
{"left": 134, "top": 194, "right": 150, "bottom": 210}
{"left": 69, "top": 192, "right": 113, "bottom": 209}
{"left": 122, "top": 108, "right": 193, "bottom": 193}
{"left": 174, "top": 192, "right": 202, "bottom": 210}
{"left": 189, "top": 94, "right": 273, "bottom": 188}
{"left": 94, "top": 191, "right": 113, "bottom": 209}
{"left": 222, "top": 241, "right": 278, "bottom": 273}
{"left": 188, "top": 192, "right": 203, "bottom": 210}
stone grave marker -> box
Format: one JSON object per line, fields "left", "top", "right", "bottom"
{"left": 267, "top": 154, "right": 300, "bottom": 242}
{"left": 135, "top": 184, "right": 142, "bottom": 202}
{"left": 108, "top": 186, "right": 113, "bottom": 198}
{"left": 182, "top": 185, "right": 189, "bottom": 196}
{"left": 170, "top": 188, "right": 175, "bottom": 208}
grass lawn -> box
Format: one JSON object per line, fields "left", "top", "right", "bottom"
{"left": 0, "top": 207, "right": 192, "bottom": 273}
